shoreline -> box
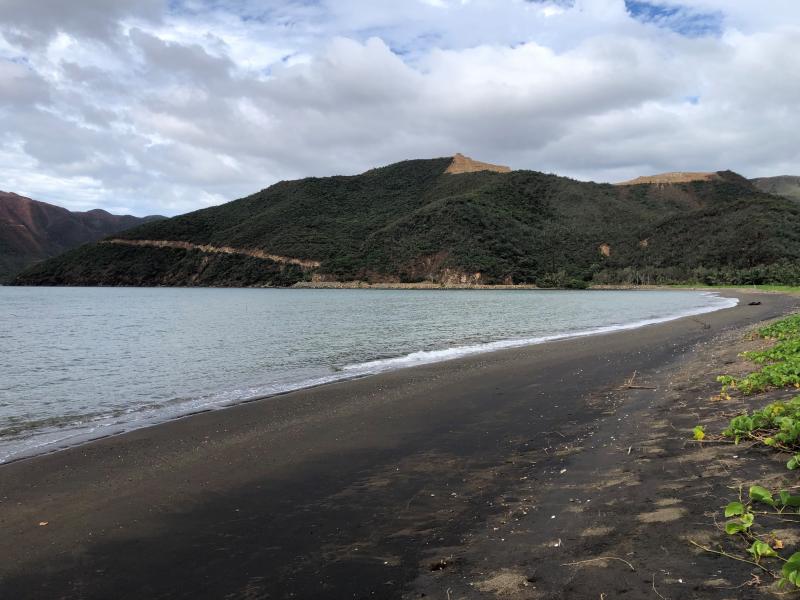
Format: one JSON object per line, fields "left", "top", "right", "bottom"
{"left": 9, "top": 281, "right": 799, "bottom": 294}
{"left": 293, "top": 280, "right": 800, "bottom": 292}
{"left": 292, "top": 281, "right": 698, "bottom": 290}
{"left": 1, "top": 290, "right": 798, "bottom": 598}
{"left": 2, "top": 289, "right": 736, "bottom": 466}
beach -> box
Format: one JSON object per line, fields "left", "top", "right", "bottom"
{"left": 1, "top": 291, "right": 798, "bottom": 599}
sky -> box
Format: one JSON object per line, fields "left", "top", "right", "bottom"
{"left": 0, "top": 0, "right": 799, "bottom": 216}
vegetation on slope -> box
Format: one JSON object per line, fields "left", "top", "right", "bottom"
{"left": 13, "top": 157, "right": 800, "bottom": 287}
{"left": 752, "top": 176, "right": 800, "bottom": 203}
{"left": 17, "top": 243, "right": 307, "bottom": 287}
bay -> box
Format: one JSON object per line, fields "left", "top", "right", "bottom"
{"left": 0, "top": 287, "right": 735, "bottom": 463}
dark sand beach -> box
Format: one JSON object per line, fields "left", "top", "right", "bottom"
{"left": 1, "top": 291, "right": 798, "bottom": 599}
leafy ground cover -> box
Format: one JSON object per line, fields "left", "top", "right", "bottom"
{"left": 717, "top": 314, "right": 800, "bottom": 395}
{"left": 696, "top": 312, "right": 800, "bottom": 589}
{"left": 713, "top": 484, "right": 800, "bottom": 589}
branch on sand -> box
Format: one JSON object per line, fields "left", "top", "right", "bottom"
{"left": 561, "top": 556, "right": 635, "bottom": 571}
{"left": 621, "top": 371, "right": 657, "bottom": 390}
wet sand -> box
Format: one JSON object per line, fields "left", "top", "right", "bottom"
{"left": 0, "top": 291, "right": 797, "bottom": 599}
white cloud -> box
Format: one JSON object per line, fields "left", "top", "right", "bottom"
{"left": 0, "top": 0, "right": 799, "bottom": 216}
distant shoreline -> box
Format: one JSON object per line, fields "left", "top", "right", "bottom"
{"left": 292, "top": 280, "right": 799, "bottom": 293}
{"left": 293, "top": 280, "right": 542, "bottom": 290}
{"left": 292, "top": 280, "right": 655, "bottom": 290}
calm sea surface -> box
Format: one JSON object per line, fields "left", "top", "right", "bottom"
{"left": 0, "top": 287, "right": 736, "bottom": 463}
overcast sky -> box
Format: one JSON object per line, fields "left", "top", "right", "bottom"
{"left": 1, "top": 0, "right": 799, "bottom": 216}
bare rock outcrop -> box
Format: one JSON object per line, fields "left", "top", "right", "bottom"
{"left": 616, "top": 172, "right": 720, "bottom": 185}
{"left": 445, "top": 153, "right": 511, "bottom": 175}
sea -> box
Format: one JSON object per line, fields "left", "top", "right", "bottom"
{"left": 0, "top": 287, "right": 737, "bottom": 463}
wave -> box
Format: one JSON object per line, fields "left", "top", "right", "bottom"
{"left": 340, "top": 292, "right": 738, "bottom": 376}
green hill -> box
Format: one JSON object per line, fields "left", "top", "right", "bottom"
{"left": 13, "top": 156, "right": 800, "bottom": 287}
{"left": 752, "top": 176, "right": 800, "bottom": 203}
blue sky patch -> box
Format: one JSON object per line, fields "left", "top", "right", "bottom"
{"left": 625, "top": 1, "right": 723, "bottom": 37}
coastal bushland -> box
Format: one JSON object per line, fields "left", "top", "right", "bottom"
{"left": 695, "top": 312, "right": 800, "bottom": 589}
{"left": 14, "top": 158, "right": 800, "bottom": 287}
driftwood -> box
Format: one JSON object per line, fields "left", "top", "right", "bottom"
{"left": 561, "top": 556, "right": 636, "bottom": 571}
{"left": 620, "top": 371, "right": 657, "bottom": 390}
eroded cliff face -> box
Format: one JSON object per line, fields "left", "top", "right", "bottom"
{"left": 615, "top": 172, "right": 719, "bottom": 185}
{"left": 445, "top": 153, "right": 511, "bottom": 175}
{"left": 439, "top": 268, "right": 483, "bottom": 285}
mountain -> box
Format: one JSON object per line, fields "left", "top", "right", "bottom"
{"left": 13, "top": 156, "right": 800, "bottom": 287}
{"left": 0, "top": 191, "right": 164, "bottom": 282}
{"left": 751, "top": 176, "right": 800, "bottom": 202}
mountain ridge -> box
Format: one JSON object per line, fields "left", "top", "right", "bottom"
{"left": 0, "top": 191, "right": 164, "bottom": 282}
{"left": 13, "top": 157, "right": 800, "bottom": 287}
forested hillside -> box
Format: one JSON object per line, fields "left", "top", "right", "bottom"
{"left": 14, "top": 157, "right": 800, "bottom": 287}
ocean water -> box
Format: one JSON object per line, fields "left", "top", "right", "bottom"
{"left": 0, "top": 287, "right": 737, "bottom": 463}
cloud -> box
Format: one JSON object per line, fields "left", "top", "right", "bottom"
{"left": 0, "top": 0, "right": 799, "bottom": 216}
{"left": 0, "top": 0, "right": 163, "bottom": 47}
{"left": 0, "top": 59, "right": 49, "bottom": 105}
